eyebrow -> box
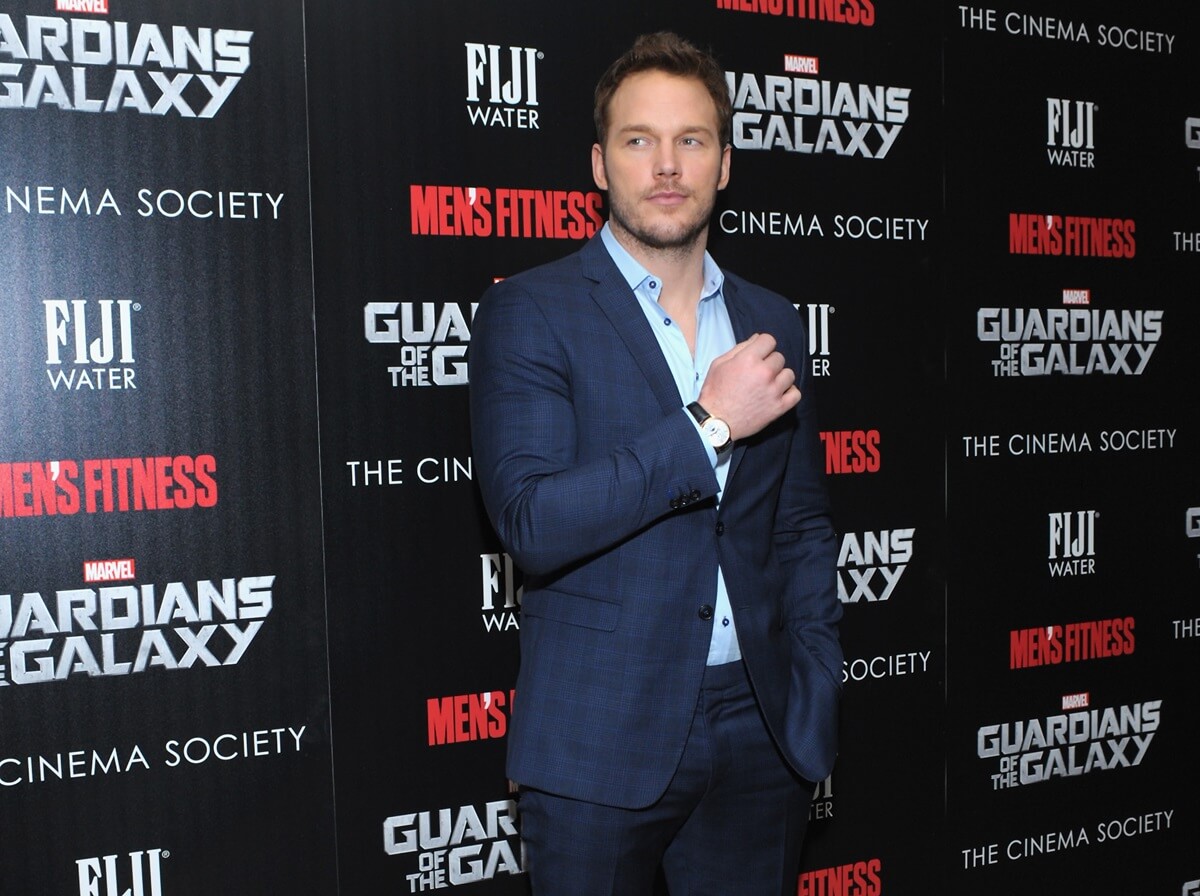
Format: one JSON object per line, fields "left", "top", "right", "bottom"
{"left": 615, "top": 123, "right": 716, "bottom": 137}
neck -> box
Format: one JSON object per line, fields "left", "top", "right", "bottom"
{"left": 609, "top": 221, "right": 710, "bottom": 313}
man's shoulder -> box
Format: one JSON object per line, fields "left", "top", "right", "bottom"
{"left": 498, "top": 236, "right": 609, "bottom": 291}
{"left": 478, "top": 241, "right": 602, "bottom": 313}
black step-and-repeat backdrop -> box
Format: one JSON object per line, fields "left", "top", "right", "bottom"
{"left": 2, "top": 1, "right": 1195, "bottom": 893}
{"left": 0, "top": 0, "right": 337, "bottom": 893}
{"left": 944, "top": 3, "right": 1200, "bottom": 891}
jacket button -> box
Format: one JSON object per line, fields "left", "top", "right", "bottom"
{"left": 670, "top": 497, "right": 680, "bottom": 510}
{"left": 690, "top": 489, "right": 701, "bottom": 500}
{"left": 715, "top": 521, "right": 725, "bottom": 536}
{"left": 698, "top": 605, "right": 714, "bottom": 621}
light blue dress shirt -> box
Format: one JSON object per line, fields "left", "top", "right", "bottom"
{"left": 600, "top": 223, "right": 741, "bottom": 665}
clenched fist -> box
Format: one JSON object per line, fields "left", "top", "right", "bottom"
{"left": 698, "top": 333, "right": 800, "bottom": 441}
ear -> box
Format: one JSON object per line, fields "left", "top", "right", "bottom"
{"left": 717, "top": 143, "right": 731, "bottom": 191}
{"left": 591, "top": 143, "right": 608, "bottom": 190}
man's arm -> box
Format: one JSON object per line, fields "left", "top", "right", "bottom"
{"left": 469, "top": 279, "right": 719, "bottom": 577}
{"left": 773, "top": 326, "right": 843, "bottom": 691}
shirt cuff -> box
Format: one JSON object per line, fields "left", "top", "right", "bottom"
{"left": 683, "top": 407, "right": 719, "bottom": 467}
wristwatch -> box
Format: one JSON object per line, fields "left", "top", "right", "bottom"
{"left": 686, "top": 402, "right": 733, "bottom": 454}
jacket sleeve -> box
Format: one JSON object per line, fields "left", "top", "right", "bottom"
{"left": 774, "top": 317, "right": 843, "bottom": 694}
{"left": 469, "top": 278, "right": 719, "bottom": 577}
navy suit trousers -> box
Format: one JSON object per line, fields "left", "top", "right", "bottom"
{"left": 518, "top": 660, "right": 812, "bottom": 896}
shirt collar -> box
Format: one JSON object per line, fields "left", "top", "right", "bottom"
{"left": 600, "top": 222, "right": 724, "bottom": 302}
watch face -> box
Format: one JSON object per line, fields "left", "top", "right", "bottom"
{"left": 702, "top": 417, "right": 731, "bottom": 446}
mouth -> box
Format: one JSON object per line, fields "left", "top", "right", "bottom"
{"left": 647, "top": 190, "right": 688, "bottom": 206}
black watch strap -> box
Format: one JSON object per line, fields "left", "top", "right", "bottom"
{"left": 686, "top": 401, "right": 710, "bottom": 426}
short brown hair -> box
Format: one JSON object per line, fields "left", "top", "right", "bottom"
{"left": 593, "top": 32, "right": 732, "bottom": 148}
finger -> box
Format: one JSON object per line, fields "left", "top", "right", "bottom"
{"left": 775, "top": 386, "right": 801, "bottom": 415}
{"left": 773, "top": 366, "right": 796, "bottom": 392}
{"left": 748, "top": 333, "right": 777, "bottom": 357}
{"left": 763, "top": 350, "right": 786, "bottom": 374}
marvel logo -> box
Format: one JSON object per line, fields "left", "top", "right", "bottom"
{"left": 784, "top": 54, "right": 818, "bottom": 74}
{"left": 83, "top": 558, "right": 136, "bottom": 583}
{"left": 55, "top": 0, "right": 109, "bottom": 12}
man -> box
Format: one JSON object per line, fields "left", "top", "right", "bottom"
{"left": 470, "top": 32, "right": 841, "bottom": 896}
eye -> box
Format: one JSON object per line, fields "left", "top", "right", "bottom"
{"left": 627, "top": 136, "right": 649, "bottom": 146}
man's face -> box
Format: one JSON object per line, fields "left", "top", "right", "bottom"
{"left": 592, "top": 70, "right": 730, "bottom": 255}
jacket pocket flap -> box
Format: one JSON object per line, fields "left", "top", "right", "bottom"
{"left": 521, "top": 588, "right": 620, "bottom": 632}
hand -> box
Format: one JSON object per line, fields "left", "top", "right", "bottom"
{"left": 698, "top": 333, "right": 800, "bottom": 441}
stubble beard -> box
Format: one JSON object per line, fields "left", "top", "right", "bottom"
{"left": 607, "top": 183, "right": 716, "bottom": 260}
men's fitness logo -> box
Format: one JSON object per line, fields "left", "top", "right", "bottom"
{"left": 1009, "top": 213, "right": 1135, "bottom": 258}
{"left": 44, "top": 298, "right": 139, "bottom": 391}
{"left": 715, "top": 0, "right": 875, "bottom": 27}
{"left": 427, "top": 689, "right": 514, "bottom": 746}
{"left": 365, "top": 302, "right": 475, "bottom": 387}
{"left": 465, "top": 42, "right": 541, "bottom": 129}
{"left": 819, "top": 430, "right": 880, "bottom": 475}
{"left": 798, "top": 858, "right": 882, "bottom": 895}
{"left": 1048, "top": 510, "right": 1097, "bottom": 576}
{"left": 0, "top": 569, "right": 271, "bottom": 686}
{"left": 0, "top": 11, "right": 251, "bottom": 117}
{"left": 77, "top": 848, "right": 168, "bottom": 896}
{"left": 1046, "top": 98, "right": 1097, "bottom": 168}
{"left": 1, "top": 455, "right": 218, "bottom": 518}
{"left": 410, "top": 184, "right": 603, "bottom": 239}
{"left": 383, "top": 800, "right": 524, "bottom": 892}
{"left": 836, "top": 528, "right": 913, "bottom": 602}
{"left": 480, "top": 553, "right": 520, "bottom": 633}
{"left": 726, "top": 55, "right": 909, "bottom": 158}
{"left": 1009, "top": 616, "right": 1134, "bottom": 670}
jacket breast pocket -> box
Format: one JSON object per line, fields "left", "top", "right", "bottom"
{"left": 521, "top": 587, "right": 620, "bottom": 632}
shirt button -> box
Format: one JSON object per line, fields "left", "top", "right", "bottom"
{"left": 698, "top": 605, "right": 714, "bottom": 621}
{"left": 649, "top": 280, "right": 657, "bottom": 289}
{"left": 715, "top": 522, "right": 725, "bottom": 536}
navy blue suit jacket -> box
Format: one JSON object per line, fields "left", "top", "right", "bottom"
{"left": 470, "top": 234, "right": 842, "bottom": 809}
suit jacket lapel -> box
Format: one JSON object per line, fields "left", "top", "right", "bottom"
{"left": 581, "top": 237, "right": 685, "bottom": 416}
{"left": 720, "top": 277, "right": 751, "bottom": 488}
{"left": 581, "top": 238, "right": 752, "bottom": 489}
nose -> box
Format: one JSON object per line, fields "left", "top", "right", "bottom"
{"left": 654, "top": 143, "right": 679, "bottom": 177}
